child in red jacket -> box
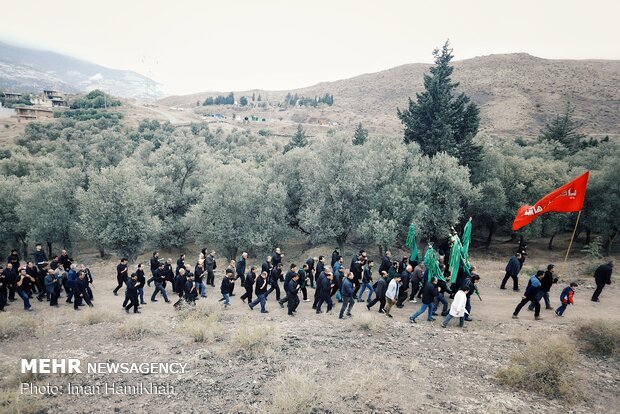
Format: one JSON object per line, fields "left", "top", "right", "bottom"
{"left": 555, "top": 282, "right": 578, "bottom": 317}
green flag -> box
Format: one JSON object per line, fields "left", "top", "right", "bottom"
{"left": 423, "top": 245, "right": 445, "bottom": 282}
{"left": 448, "top": 235, "right": 463, "bottom": 284}
{"left": 462, "top": 217, "right": 472, "bottom": 266}
{"left": 405, "top": 223, "right": 419, "bottom": 262}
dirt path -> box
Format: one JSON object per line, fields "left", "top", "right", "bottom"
{"left": 1, "top": 248, "right": 618, "bottom": 413}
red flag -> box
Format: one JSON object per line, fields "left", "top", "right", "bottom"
{"left": 512, "top": 172, "right": 589, "bottom": 231}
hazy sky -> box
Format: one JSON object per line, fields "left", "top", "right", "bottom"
{"left": 2, "top": 0, "right": 618, "bottom": 95}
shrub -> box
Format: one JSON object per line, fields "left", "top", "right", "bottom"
{"left": 0, "top": 315, "right": 36, "bottom": 341}
{"left": 230, "top": 323, "right": 278, "bottom": 357}
{"left": 353, "top": 312, "right": 383, "bottom": 333}
{"left": 0, "top": 388, "right": 43, "bottom": 414}
{"left": 574, "top": 320, "right": 620, "bottom": 356}
{"left": 116, "top": 318, "right": 156, "bottom": 340}
{"left": 496, "top": 336, "right": 584, "bottom": 401}
{"left": 271, "top": 369, "right": 319, "bottom": 413}
{"left": 78, "top": 308, "right": 121, "bottom": 325}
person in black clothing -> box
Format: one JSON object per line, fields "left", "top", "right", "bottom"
{"left": 262, "top": 256, "right": 273, "bottom": 279}
{"left": 367, "top": 271, "right": 387, "bottom": 313}
{"left": 49, "top": 255, "right": 59, "bottom": 271}
{"left": 461, "top": 272, "right": 480, "bottom": 321}
{"left": 147, "top": 252, "right": 160, "bottom": 285}
{"left": 16, "top": 268, "right": 35, "bottom": 311}
{"left": 279, "top": 264, "right": 298, "bottom": 307}
{"left": 305, "top": 257, "right": 316, "bottom": 288}
{"left": 299, "top": 264, "right": 309, "bottom": 301}
{"left": 194, "top": 259, "right": 207, "bottom": 298}
{"left": 151, "top": 263, "right": 170, "bottom": 302}
{"left": 513, "top": 271, "right": 544, "bottom": 320}
{"left": 7, "top": 249, "right": 20, "bottom": 271}
{"left": 501, "top": 253, "right": 523, "bottom": 291}
{"left": 176, "top": 254, "right": 186, "bottom": 276}
{"left": 136, "top": 264, "right": 147, "bottom": 305}
{"left": 59, "top": 250, "right": 72, "bottom": 272}
{"left": 74, "top": 271, "right": 93, "bottom": 310}
{"left": 409, "top": 277, "right": 439, "bottom": 323}
{"left": 236, "top": 252, "right": 248, "bottom": 289}
{"left": 184, "top": 274, "right": 197, "bottom": 305}
{"left": 315, "top": 256, "right": 326, "bottom": 285}
{"left": 173, "top": 268, "right": 188, "bottom": 308}
{"left": 3, "top": 263, "right": 17, "bottom": 301}
{"left": 34, "top": 244, "right": 48, "bottom": 270}
{"left": 529, "top": 264, "right": 557, "bottom": 310}
{"left": 249, "top": 271, "right": 269, "bottom": 313}
{"left": 272, "top": 248, "right": 283, "bottom": 267}
{"left": 36, "top": 263, "right": 49, "bottom": 301}
{"left": 350, "top": 256, "right": 363, "bottom": 297}
{"left": 331, "top": 248, "right": 340, "bottom": 268}
{"left": 205, "top": 250, "right": 217, "bottom": 287}
{"left": 0, "top": 265, "right": 7, "bottom": 311}
{"left": 241, "top": 266, "right": 256, "bottom": 303}
{"left": 220, "top": 270, "right": 234, "bottom": 308}
{"left": 44, "top": 269, "right": 59, "bottom": 307}
{"left": 286, "top": 273, "right": 300, "bottom": 316}
{"left": 25, "top": 261, "right": 38, "bottom": 296}
{"left": 397, "top": 265, "right": 412, "bottom": 308}
{"left": 591, "top": 261, "right": 613, "bottom": 302}
{"left": 399, "top": 257, "right": 409, "bottom": 274}
{"left": 433, "top": 274, "right": 450, "bottom": 317}
{"left": 315, "top": 271, "right": 334, "bottom": 313}
{"left": 379, "top": 251, "right": 392, "bottom": 274}
{"left": 266, "top": 263, "right": 283, "bottom": 300}
{"left": 113, "top": 258, "right": 128, "bottom": 295}
{"left": 124, "top": 273, "right": 140, "bottom": 313}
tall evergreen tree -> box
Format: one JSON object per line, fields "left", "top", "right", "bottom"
{"left": 397, "top": 41, "right": 481, "bottom": 168}
{"left": 352, "top": 122, "right": 368, "bottom": 145}
{"left": 538, "top": 102, "right": 597, "bottom": 158}
{"left": 283, "top": 124, "right": 308, "bottom": 153}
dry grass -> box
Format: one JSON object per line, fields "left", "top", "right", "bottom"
{"left": 116, "top": 318, "right": 156, "bottom": 340}
{"left": 77, "top": 308, "right": 122, "bottom": 325}
{"left": 497, "top": 336, "right": 585, "bottom": 401}
{"left": 353, "top": 312, "right": 384, "bottom": 333}
{"left": 271, "top": 368, "right": 320, "bottom": 413}
{"left": 0, "top": 315, "right": 37, "bottom": 341}
{"left": 230, "top": 322, "right": 279, "bottom": 358}
{"left": 574, "top": 320, "right": 620, "bottom": 357}
{"left": 0, "top": 388, "right": 43, "bottom": 414}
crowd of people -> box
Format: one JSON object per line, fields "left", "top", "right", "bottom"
{"left": 0, "top": 244, "right": 94, "bottom": 312}
{"left": 0, "top": 241, "right": 614, "bottom": 327}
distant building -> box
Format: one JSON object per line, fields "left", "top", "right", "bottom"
{"left": 3, "top": 92, "right": 23, "bottom": 101}
{"left": 30, "top": 90, "right": 68, "bottom": 107}
{"left": 14, "top": 106, "right": 54, "bottom": 121}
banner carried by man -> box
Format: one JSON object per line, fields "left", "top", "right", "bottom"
{"left": 512, "top": 171, "right": 589, "bottom": 231}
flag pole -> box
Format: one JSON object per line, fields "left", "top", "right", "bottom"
{"left": 563, "top": 210, "right": 582, "bottom": 264}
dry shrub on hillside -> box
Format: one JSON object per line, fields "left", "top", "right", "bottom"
{"left": 574, "top": 320, "right": 620, "bottom": 357}
{"left": 497, "top": 336, "right": 585, "bottom": 401}
{"left": 0, "top": 388, "right": 43, "bottom": 414}
{"left": 78, "top": 308, "right": 122, "bottom": 325}
{"left": 353, "top": 312, "right": 384, "bottom": 333}
{"left": 116, "top": 318, "right": 156, "bottom": 340}
{"left": 0, "top": 315, "right": 36, "bottom": 341}
{"left": 271, "top": 368, "right": 320, "bottom": 413}
{"left": 230, "top": 322, "right": 279, "bottom": 358}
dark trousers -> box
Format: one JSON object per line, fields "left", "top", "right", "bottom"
{"left": 316, "top": 295, "right": 333, "bottom": 312}
{"left": 409, "top": 281, "right": 420, "bottom": 300}
{"left": 0, "top": 288, "right": 6, "bottom": 310}
{"left": 50, "top": 286, "right": 60, "bottom": 306}
{"left": 501, "top": 272, "right": 519, "bottom": 290}
{"left": 287, "top": 293, "right": 299, "bottom": 315}
{"left": 367, "top": 295, "right": 385, "bottom": 311}
{"left": 75, "top": 291, "right": 93, "bottom": 309}
{"left": 151, "top": 282, "right": 168, "bottom": 301}
{"left": 249, "top": 293, "right": 267, "bottom": 312}
{"left": 434, "top": 293, "right": 449, "bottom": 315}
{"left": 125, "top": 293, "right": 139, "bottom": 313}
{"left": 113, "top": 276, "right": 124, "bottom": 294}
{"left": 206, "top": 270, "right": 215, "bottom": 286}
{"left": 352, "top": 279, "right": 361, "bottom": 297}
{"left": 8, "top": 284, "right": 16, "bottom": 301}
{"left": 396, "top": 289, "right": 409, "bottom": 306}
{"left": 339, "top": 295, "right": 355, "bottom": 318}
{"left": 514, "top": 296, "right": 540, "bottom": 317}
{"left": 266, "top": 280, "right": 280, "bottom": 300}
{"left": 240, "top": 285, "right": 253, "bottom": 302}
{"left": 300, "top": 287, "right": 308, "bottom": 300}
{"left": 591, "top": 281, "right": 606, "bottom": 301}
{"left": 279, "top": 287, "right": 291, "bottom": 304}
{"left": 308, "top": 271, "right": 315, "bottom": 288}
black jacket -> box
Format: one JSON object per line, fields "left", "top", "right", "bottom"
{"left": 540, "top": 271, "right": 558, "bottom": 292}
{"left": 245, "top": 271, "right": 256, "bottom": 288}
{"left": 379, "top": 255, "right": 391, "bottom": 274}
{"left": 287, "top": 279, "right": 299, "bottom": 296}
{"left": 220, "top": 277, "right": 233, "bottom": 295}
{"left": 400, "top": 270, "right": 411, "bottom": 290}
{"left": 362, "top": 266, "right": 373, "bottom": 283}
{"left": 150, "top": 257, "right": 160, "bottom": 271}
{"left": 421, "top": 283, "right": 438, "bottom": 305}
{"left": 316, "top": 261, "right": 325, "bottom": 278}
{"left": 594, "top": 264, "right": 613, "bottom": 285}
{"left": 136, "top": 269, "right": 146, "bottom": 289}
{"left": 255, "top": 277, "right": 268, "bottom": 295}
{"left": 374, "top": 278, "right": 387, "bottom": 298}
{"left": 331, "top": 250, "right": 339, "bottom": 267}
{"left": 262, "top": 261, "right": 272, "bottom": 276}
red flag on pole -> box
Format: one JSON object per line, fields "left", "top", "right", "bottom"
{"left": 512, "top": 171, "right": 589, "bottom": 231}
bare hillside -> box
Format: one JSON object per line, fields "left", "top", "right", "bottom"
{"left": 160, "top": 53, "right": 620, "bottom": 137}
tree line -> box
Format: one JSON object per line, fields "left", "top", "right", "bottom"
{"left": 0, "top": 43, "right": 617, "bottom": 262}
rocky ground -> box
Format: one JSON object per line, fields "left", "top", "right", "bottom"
{"left": 1, "top": 241, "right": 618, "bottom": 414}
